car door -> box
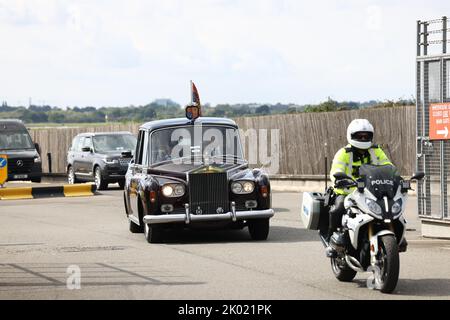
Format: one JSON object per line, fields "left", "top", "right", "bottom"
{"left": 128, "top": 130, "right": 146, "bottom": 218}
{"left": 72, "top": 136, "right": 84, "bottom": 176}
{"left": 80, "top": 136, "right": 95, "bottom": 177}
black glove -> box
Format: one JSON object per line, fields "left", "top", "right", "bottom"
{"left": 335, "top": 179, "right": 354, "bottom": 189}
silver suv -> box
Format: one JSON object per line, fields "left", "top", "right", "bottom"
{"left": 67, "top": 132, "right": 137, "bottom": 190}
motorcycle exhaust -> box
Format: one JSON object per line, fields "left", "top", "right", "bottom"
{"left": 345, "top": 255, "right": 365, "bottom": 273}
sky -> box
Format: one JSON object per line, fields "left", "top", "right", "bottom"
{"left": 0, "top": 0, "right": 449, "bottom": 108}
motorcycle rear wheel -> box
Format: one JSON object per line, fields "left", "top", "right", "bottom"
{"left": 331, "top": 256, "right": 357, "bottom": 282}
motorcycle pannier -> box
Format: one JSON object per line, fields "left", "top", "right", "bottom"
{"left": 301, "top": 192, "right": 326, "bottom": 230}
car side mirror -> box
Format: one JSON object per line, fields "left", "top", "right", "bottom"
{"left": 333, "top": 172, "right": 352, "bottom": 181}
{"left": 34, "top": 143, "right": 41, "bottom": 155}
{"left": 81, "top": 147, "right": 92, "bottom": 153}
{"left": 411, "top": 172, "right": 425, "bottom": 181}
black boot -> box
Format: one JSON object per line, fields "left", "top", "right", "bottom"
{"left": 325, "top": 232, "right": 346, "bottom": 258}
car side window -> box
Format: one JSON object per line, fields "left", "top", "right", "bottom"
{"left": 83, "top": 137, "right": 93, "bottom": 150}
{"left": 135, "top": 131, "right": 145, "bottom": 165}
{"left": 77, "top": 137, "right": 85, "bottom": 151}
{"left": 71, "top": 136, "right": 80, "bottom": 151}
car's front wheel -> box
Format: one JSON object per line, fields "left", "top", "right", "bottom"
{"left": 248, "top": 218, "right": 270, "bottom": 240}
{"left": 67, "top": 166, "right": 78, "bottom": 184}
{"left": 144, "top": 223, "right": 164, "bottom": 243}
{"left": 94, "top": 166, "right": 108, "bottom": 190}
{"left": 129, "top": 220, "right": 144, "bottom": 233}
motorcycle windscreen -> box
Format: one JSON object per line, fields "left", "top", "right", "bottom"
{"left": 359, "top": 164, "right": 401, "bottom": 199}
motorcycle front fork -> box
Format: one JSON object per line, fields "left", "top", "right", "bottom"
{"left": 368, "top": 222, "right": 395, "bottom": 266}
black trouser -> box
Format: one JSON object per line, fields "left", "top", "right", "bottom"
{"left": 328, "top": 195, "right": 346, "bottom": 238}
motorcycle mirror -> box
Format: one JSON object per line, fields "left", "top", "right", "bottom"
{"left": 333, "top": 172, "right": 352, "bottom": 181}
{"left": 411, "top": 172, "right": 425, "bottom": 181}
{"left": 401, "top": 180, "right": 411, "bottom": 191}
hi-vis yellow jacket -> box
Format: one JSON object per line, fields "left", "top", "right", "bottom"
{"left": 330, "top": 144, "right": 392, "bottom": 195}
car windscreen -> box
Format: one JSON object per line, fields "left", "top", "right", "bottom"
{"left": 0, "top": 131, "right": 34, "bottom": 150}
{"left": 93, "top": 134, "right": 137, "bottom": 154}
{"left": 359, "top": 164, "right": 401, "bottom": 199}
{"left": 150, "top": 126, "right": 243, "bottom": 165}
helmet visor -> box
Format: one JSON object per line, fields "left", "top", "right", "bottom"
{"left": 352, "top": 131, "right": 373, "bottom": 142}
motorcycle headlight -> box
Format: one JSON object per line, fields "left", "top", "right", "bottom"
{"left": 392, "top": 199, "right": 402, "bottom": 215}
{"left": 231, "top": 181, "right": 255, "bottom": 194}
{"left": 162, "top": 184, "right": 185, "bottom": 197}
{"left": 365, "top": 199, "right": 382, "bottom": 216}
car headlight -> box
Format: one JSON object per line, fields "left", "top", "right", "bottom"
{"left": 242, "top": 181, "right": 255, "bottom": 193}
{"left": 34, "top": 156, "right": 41, "bottom": 163}
{"left": 231, "top": 182, "right": 242, "bottom": 194}
{"left": 365, "top": 199, "right": 382, "bottom": 216}
{"left": 231, "top": 181, "right": 255, "bottom": 194}
{"left": 103, "top": 157, "right": 118, "bottom": 164}
{"left": 392, "top": 199, "right": 402, "bottom": 215}
{"left": 174, "top": 184, "right": 185, "bottom": 196}
{"left": 162, "top": 184, "right": 185, "bottom": 197}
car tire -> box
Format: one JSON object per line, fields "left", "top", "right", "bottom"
{"left": 31, "top": 177, "right": 42, "bottom": 183}
{"left": 125, "top": 193, "right": 144, "bottom": 234}
{"left": 129, "top": 220, "right": 144, "bottom": 233}
{"left": 144, "top": 223, "right": 164, "bottom": 243}
{"left": 248, "top": 218, "right": 270, "bottom": 240}
{"left": 67, "top": 166, "right": 78, "bottom": 184}
{"left": 118, "top": 180, "right": 125, "bottom": 189}
{"left": 94, "top": 166, "right": 108, "bottom": 190}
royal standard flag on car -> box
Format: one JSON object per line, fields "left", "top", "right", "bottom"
{"left": 191, "top": 81, "right": 201, "bottom": 108}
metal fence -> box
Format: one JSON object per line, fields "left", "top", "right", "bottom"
{"left": 417, "top": 17, "right": 450, "bottom": 220}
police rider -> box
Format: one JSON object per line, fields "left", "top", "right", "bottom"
{"left": 326, "top": 119, "right": 393, "bottom": 257}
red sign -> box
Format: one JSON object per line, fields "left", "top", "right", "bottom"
{"left": 429, "top": 103, "right": 450, "bottom": 140}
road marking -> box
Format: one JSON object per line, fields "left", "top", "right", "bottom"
{"left": 8, "top": 264, "right": 64, "bottom": 285}
{"left": 96, "top": 263, "right": 163, "bottom": 284}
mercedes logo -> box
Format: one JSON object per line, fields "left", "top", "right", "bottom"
{"left": 16, "top": 160, "right": 23, "bottom": 167}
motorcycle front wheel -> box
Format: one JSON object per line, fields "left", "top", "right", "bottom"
{"left": 331, "top": 256, "right": 357, "bottom": 282}
{"left": 378, "top": 235, "right": 400, "bottom": 294}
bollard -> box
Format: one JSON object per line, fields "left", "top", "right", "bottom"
{"left": 47, "top": 153, "right": 52, "bottom": 173}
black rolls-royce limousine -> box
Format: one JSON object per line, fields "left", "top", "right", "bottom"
{"left": 123, "top": 115, "right": 274, "bottom": 243}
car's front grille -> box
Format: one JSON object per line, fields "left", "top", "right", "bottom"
{"left": 119, "top": 158, "right": 131, "bottom": 166}
{"left": 7, "top": 158, "right": 34, "bottom": 174}
{"left": 188, "top": 172, "right": 229, "bottom": 215}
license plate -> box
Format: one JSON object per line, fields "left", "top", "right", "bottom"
{"left": 14, "top": 174, "right": 28, "bottom": 179}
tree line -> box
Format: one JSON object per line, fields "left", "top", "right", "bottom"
{"left": 0, "top": 98, "right": 415, "bottom": 124}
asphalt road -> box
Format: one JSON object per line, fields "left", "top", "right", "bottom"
{"left": 0, "top": 188, "right": 449, "bottom": 300}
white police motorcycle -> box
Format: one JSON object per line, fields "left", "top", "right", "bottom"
{"left": 302, "top": 164, "right": 424, "bottom": 293}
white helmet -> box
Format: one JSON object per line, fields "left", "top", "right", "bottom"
{"left": 347, "top": 119, "right": 374, "bottom": 150}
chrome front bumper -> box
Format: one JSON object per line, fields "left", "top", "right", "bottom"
{"left": 143, "top": 202, "right": 274, "bottom": 225}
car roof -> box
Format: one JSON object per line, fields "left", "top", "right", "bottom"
{"left": 76, "top": 131, "right": 134, "bottom": 137}
{"left": 140, "top": 117, "right": 238, "bottom": 131}
{"left": 0, "top": 119, "right": 27, "bottom": 130}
